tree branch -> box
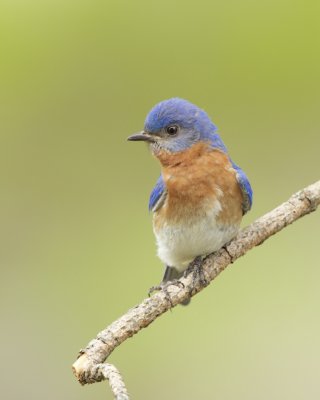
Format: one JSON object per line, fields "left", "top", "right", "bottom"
{"left": 72, "top": 180, "right": 320, "bottom": 399}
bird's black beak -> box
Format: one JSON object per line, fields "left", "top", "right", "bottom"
{"left": 127, "top": 131, "right": 155, "bottom": 143}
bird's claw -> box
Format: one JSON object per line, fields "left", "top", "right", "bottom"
{"left": 184, "top": 255, "right": 209, "bottom": 289}
{"left": 148, "top": 279, "right": 185, "bottom": 307}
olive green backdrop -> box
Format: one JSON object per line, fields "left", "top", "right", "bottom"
{"left": 1, "top": 1, "right": 319, "bottom": 399}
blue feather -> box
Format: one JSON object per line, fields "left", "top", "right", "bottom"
{"left": 149, "top": 175, "right": 165, "bottom": 211}
{"left": 231, "top": 161, "right": 253, "bottom": 214}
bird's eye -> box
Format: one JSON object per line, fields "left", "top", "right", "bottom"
{"left": 166, "top": 125, "right": 178, "bottom": 135}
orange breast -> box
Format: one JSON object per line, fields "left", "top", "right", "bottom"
{"left": 154, "top": 141, "right": 243, "bottom": 227}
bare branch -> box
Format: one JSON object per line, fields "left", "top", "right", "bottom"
{"left": 73, "top": 355, "right": 129, "bottom": 399}
{"left": 72, "top": 180, "right": 320, "bottom": 399}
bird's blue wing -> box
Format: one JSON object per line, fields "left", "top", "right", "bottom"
{"left": 208, "top": 133, "right": 253, "bottom": 214}
{"left": 149, "top": 175, "right": 166, "bottom": 212}
{"left": 231, "top": 161, "right": 253, "bottom": 214}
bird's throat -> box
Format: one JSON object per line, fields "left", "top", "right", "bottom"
{"left": 155, "top": 141, "right": 211, "bottom": 168}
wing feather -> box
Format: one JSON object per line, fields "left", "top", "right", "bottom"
{"left": 149, "top": 175, "right": 167, "bottom": 212}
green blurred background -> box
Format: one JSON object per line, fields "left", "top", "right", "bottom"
{"left": 1, "top": 1, "right": 319, "bottom": 399}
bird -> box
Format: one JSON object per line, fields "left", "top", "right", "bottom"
{"left": 128, "top": 98, "right": 252, "bottom": 304}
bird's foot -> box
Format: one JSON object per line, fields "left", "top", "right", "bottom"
{"left": 184, "top": 255, "right": 209, "bottom": 289}
{"left": 148, "top": 279, "right": 185, "bottom": 307}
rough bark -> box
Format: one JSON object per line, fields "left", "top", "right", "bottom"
{"left": 72, "top": 180, "right": 320, "bottom": 399}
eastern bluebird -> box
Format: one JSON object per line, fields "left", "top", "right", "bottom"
{"left": 128, "top": 98, "right": 252, "bottom": 303}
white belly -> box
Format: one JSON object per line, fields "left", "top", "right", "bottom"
{"left": 153, "top": 200, "right": 240, "bottom": 272}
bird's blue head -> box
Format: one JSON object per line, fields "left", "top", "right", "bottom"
{"left": 128, "top": 98, "right": 222, "bottom": 153}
